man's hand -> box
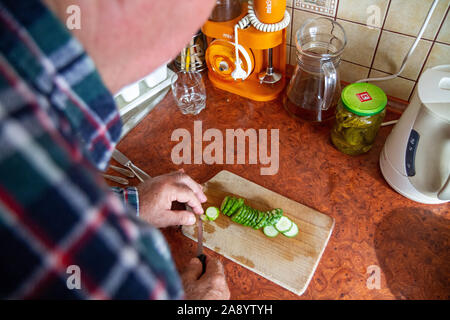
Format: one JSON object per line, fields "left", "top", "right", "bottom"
{"left": 137, "top": 170, "right": 207, "bottom": 228}
{"left": 181, "top": 257, "right": 230, "bottom": 300}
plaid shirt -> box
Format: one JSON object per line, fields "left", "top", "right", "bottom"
{"left": 0, "top": 0, "right": 183, "bottom": 299}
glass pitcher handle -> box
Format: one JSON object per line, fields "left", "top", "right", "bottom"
{"left": 321, "top": 60, "right": 337, "bottom": 110}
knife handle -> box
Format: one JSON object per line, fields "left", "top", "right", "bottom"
{"left": 129, "top": 163, "right": 151, "bottom": 181}
{"left": 197, "top": 253, "right": 206, "bottom": 276}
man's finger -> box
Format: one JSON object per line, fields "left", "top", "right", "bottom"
{"left": 181, "top": 258, "right": 203, "bottom": 282}
{"left": 204, "top": 257, "right": 224, "bottom": 277}
{"left": 174, "top": 173, "right": 207, "bottom": 203}
{"left": 171, "top": 183, "right": 204, "bottom": 214}
{"left": 163, "top": 209, "right": 196, "bottom": 226}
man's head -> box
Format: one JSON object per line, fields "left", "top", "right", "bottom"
{"left": 45, "top": 0, "right": 216, "bottom": 93}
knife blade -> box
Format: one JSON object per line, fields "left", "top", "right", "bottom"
{"left": 112, "top": 149, "right": 151, "bottom": 182}
{"left": 187, "top": 204, "right": 206, "bottom": 275}
{"left": 109, "top": 165, "right": 135, "bottom": 178}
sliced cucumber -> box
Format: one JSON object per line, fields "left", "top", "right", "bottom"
{"left": 245, "top": 208, "right": 256, "bottom": 226}
{"left": 253, "top": 211, "right": 265, "bottom": 229}
{"left": 263, "top": 225, "right": 279, "bottom": 238}
{"left": 219, "top": 195, "right": 296, "bottom": 239}
{"left": 246, "top": 209, "right": 256, "bottom": 227}
{"left": 275, "top": 216, "right": 292, "bottom": 233}
{"left": 255, "top": 212, "right": 269, "bottom": 229}
{"left": 282, "top": 222, "right": 299, "bottom": 238}
{"left": 229, "top": 198, "right": 244, "bottom": 216}
{"left": 270, "top": 209, "right": 283, "bottom": 226}
{"left": 223, "top": 197, "right": 235, "bottom": 215}
{"left": 220, "top": 196, "right": 229, "bottom": 212}
{"left": 241, "top": 207, "right": 251, "bottom": 225}
{"left": 205, "top": 206, "right": 220, "bottom": 221}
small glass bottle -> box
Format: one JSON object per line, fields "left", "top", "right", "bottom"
{"left": 331, "top": 83, "right": 387, "bottom": 155}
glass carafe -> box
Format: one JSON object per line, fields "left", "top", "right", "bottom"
{"left": 284, "top": 17, "right": 347, "bottom": 122}
{"left": 209, "top": 0, "right": 242, "bottom": 22}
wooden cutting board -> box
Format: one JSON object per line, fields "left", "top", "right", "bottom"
{"left": 182, "top": 170, "right": 335, "bottom": 296}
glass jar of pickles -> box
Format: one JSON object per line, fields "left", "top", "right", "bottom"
{"left": 331, "top": 83, "right": 387, "bottom": 155}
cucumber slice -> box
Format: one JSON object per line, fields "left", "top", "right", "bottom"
{"left": 232, "top": 206, "right": 244, "bottom": 223}
{"left": 253, "top": 211, "right": 265, "bottom": 229}
{"left": 228, "top": 198, "right": 244, "bottom": 216}
{"left": 205, "top": 207, "right": 220, "bottom": 221}
{"left": 275, "top": 216, "right": 292, "bottom": 233}
{"left": 241, "top": 207, "right": 251, "bottom": 225}
{"left": 270, "top": 209, "right": 283, "bottom": 226}
{"left": 245, "top": 207, "right": 255, "bottom": 227}
{"left": 248, "top": 209, "right": 258, "bottom": 228}
{"left": 255, "top": 212, "right": 269, "bottom": 229}
{"left": 263, "top": 225, "right": 279, "bottom": 238}
{"left": 237, "top": 206, "right": 247, "bottom": 224}
{"left": 262, "top": 211, "right": 274, "bottom": 228}
{"left": 231, "top": 209, "right": 240, "bottom": 222}
{"left": 282, "top": 222, "right": 299, "bottom": 238}
{"left": 220, "top": 196, "right": 229, "bottom": 212}
{"left": 223, "top": 197, "right": 235, "bottom": 215}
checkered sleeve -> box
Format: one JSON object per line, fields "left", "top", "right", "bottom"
{"left": 0, "top": 0, "right": 183, "bottom": 299}
{"left": 111, "top": 187, "right": 139, "bottom": 216}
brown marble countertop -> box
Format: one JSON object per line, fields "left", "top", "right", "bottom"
{"left": 109, "top": 75, "right": 449, "bottom": 300}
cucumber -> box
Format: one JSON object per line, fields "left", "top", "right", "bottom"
{"left": 238, "top": 206, "right": 248, "bottom": 224}
{"left": 263, "top": 225, "right": 279, "bottom": 238}
{"left": 253, "top": 211, "right": 265, "bottom": 229}
{"left": 275, "top": 216, "right": 292, "bottom": 233}
{"left": 205, "top": 207, "right": 220, "bottom": 221}
{"left": 269, "top": 209, "right": 283, "bottom": 226}
{"left": 232, "top": 206, "right": 244, "bottom": 223}
{"left": 247, "top": 209, "right": 257, "bottom": 227}
{"left": 231, "top": 208, "right": 240, "bottom": 222}
{"left": 263, "top": 211, "right": 275, "bottom": 228}
{"left": 228, "top": 198, "right": 244, "bottom": 216}
{"left": 255, "top": 211, "right": 269, "bottom": 229}
{"left": 218, "top": 195, "right": 295, "bottom": 239}
{"left": 220, "top": 196, "right": 229, "bottom": 212}
{"left": 243, "top": 207, "right": 255, "bottom": 226}
{"left": 282, "top": 222, "right": 299, "bottom": 238}
{"left": 241, "top": 207, "right": 251, "bottom": 225}
{"left": 223, "top": 197, "right": 235, "bottom": 215}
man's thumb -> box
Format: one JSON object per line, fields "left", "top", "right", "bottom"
{"left": 181, "top": 258, "right": 203, "bottom": 282}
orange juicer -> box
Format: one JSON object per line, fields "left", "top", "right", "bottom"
{"left": 202, "top": 0, "right": 291, "bottom": 102}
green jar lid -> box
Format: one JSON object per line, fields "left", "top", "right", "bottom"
{"left": 341, "top": 83, "right": 387, "bottom": 116}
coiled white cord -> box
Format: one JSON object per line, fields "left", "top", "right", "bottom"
{"left": 232, "top": 0, "right": 291, "bottom": 80}
{"left": 247, "top": 0, "right": 291, "bottom": 32}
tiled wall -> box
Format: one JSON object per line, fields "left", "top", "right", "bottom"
{"left": 285, "top": 0, "right": 450, "bottom": 103}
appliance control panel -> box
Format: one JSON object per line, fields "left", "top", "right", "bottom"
{"left": 405, "top": 129, "right": 420, "bottom": 177}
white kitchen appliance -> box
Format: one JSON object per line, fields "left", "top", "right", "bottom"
{"left": 380, "top": 65, "right": 450, "bottom": 204}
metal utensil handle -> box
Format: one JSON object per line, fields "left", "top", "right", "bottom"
{"left": 110, "top": 165, "right": 135, "bottom": 178}
{"left": 128, "top": 163, "right": 151, "bottom": 181}
{"left": 103, "top": 174, "right": 129, "bottom": 185}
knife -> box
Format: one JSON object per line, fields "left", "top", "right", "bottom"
{"left": 102, "top": 174, "right": 129, "bottom": 185}
{"left": 109, "top": 165, "right": 135, "bottom": 178}
{"left": 112, "top": 149, "right": 151, "bottom": 182}
{"left": 187, "top": 204, "right": 206, "bottom": 275}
